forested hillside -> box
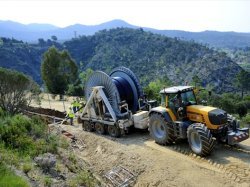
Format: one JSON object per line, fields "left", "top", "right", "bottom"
{"left": 0, "top": 28, "right": 244, "bottom": 92}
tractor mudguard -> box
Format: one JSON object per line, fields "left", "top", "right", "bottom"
{"left": 149, "top": 106, "right": 174, "bottom": 122}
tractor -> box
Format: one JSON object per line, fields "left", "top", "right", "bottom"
{"left": 149, "top": 86, "right": 249, "bottom": 156}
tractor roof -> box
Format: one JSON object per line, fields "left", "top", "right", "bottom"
{"left": 160, "top": 86, "right": 194, "bottom": 94}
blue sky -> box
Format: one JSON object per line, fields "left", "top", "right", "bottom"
{"left": 0, "top": 0, "right": 249, "bottom": 32}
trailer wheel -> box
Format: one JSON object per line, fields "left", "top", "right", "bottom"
{"left": 187, "top": 123, "right": 215, "bottom": 156}
{"left": 82, "top": 121, "right": 93, "bottom": 132}
{"left": 108, "top": 125, "right": 121, "bottom": 138}
{"left": 95, "top": 122, "right": 106, "bottom": 135}
{"left": 149, "top": 113, "right": 175, "bottom": 145}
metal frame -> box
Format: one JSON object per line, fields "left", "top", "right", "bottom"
{"left": 81, "top": 86, "right": 117, "bottom": 124}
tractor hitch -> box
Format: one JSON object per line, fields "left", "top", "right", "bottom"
{"left": 227, "top": 128, "right": 249, "bottom": 145}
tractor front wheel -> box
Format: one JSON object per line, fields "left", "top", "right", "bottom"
{"left": 187, "top": 123, "right": 215, "bottom": 156}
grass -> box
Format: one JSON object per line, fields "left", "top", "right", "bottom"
{"left": 0, "top": 163, "right": 29, "bottom": 187}
{"left": 68, "top": 170, "right": 100, "bottom": 187}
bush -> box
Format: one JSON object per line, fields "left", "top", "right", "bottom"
{"left": 236, "top": 102, "right": 248, "bottom": 118}
{"left": 43, "top": 176, "right": 52, "bottom": 187}
{"left": 0, "top": 67, "right": 40, "bottom": 114}
{"left": 68, "top": 170, "right": 99, "bottom": 187}
{"left": 241, "top": 113, "right": 250, "bottom": 125}
{"left": 22, "top": 163, "right": 32, "bottom": 174}
{"left": 0, "top": 115, "right": 59, "bottom": 157}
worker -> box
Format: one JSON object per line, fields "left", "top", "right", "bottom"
{"left": 75, "top": 98, "right": 81, "bottom": 112}
{"left": 72, "top": 99, "right": 77, "bottom": 113}
{"left": 79, "top": 101, "right": 85, "bottom": 113}
{"left": 66, "top": 107, "right": 75, "bottom": 126}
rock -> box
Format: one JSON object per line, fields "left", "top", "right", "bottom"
{"left": 34, "top": 153, "right": 57, "bottom": 172}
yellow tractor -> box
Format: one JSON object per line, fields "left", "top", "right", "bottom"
{"left": 149, "top": 86, "right": 249, "bottom": 156}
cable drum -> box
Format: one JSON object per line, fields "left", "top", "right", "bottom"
{"left": 85, "top": 67, "right": 143, "bottom": 116}
{"left": 85, "top": 71, "right": 121, "bottom": 115}
{"left": 110, "top": 66, "right": 143, "bottom": 113}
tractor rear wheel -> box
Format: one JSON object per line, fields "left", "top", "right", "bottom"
{"left": 149, "top": 113, "right": 175, "bottom": 145}
{"left": 187, "top": 123, "right": 215, "bottom": 156}
{"left": 82, "top": 121, "right": 93, "bottom": 132}
{"left": 107, "top": 125, "right": 121, "bottom": 138}
{"left": 95, "top": 122, "right": 106, "bottom": 135}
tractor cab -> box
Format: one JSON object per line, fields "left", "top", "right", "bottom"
{"left": 160, "top": 86, "right": 196, "bottom": 120}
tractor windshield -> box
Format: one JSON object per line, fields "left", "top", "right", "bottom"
{"left": 181, "top": 90, "right": 197, "bottom": 105}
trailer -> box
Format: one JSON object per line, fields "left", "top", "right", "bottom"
{"left": 80, "top": 67, "right": 156, "bottom": 137}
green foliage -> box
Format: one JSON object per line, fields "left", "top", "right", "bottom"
{"left": 79, "top": 68, "right": 94, "bottom": 87}
{"left": 0, "top": 163, "right": 29, "bottom": 187}
{"left": 43, "top": 176, "right": 52, "bottom": 187}
{"left": 144, "top": 76, "right": 172, "bottom": 101}
{"left": 236, "top": 102, "right": 248, "bottom": 118}
{"left": 63, "top": 28, "right": 242, "bottom": 92}
{"left": 0, "top": 67, "right": 40, "bottom": 114}
{"left": 0, "top": 115, "right": 59, "bottom": 157}
{"left": 0, "top": 29, "right": 246, "bottom": 93}
{"left": 22, "top": 163, "right": 32, "bottom": 174}
{"left": 191, "top": 75, "right": 202, "bottom": 87}
{"left": 241, "top": 113, "right": 250, "bottom": 125}
{"left": 41, "top": 46, "right": 78, "bottom": 95}
{"left": 235, "top": 70, "right": 250, "bottom": 98}
{"left": 51, "top": 35, "right": 57, "bottom": 41}
{"left": 68, "top": 170, "right": 99, "bottom": 187}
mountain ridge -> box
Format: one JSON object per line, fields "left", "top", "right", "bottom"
{"left": 0, "top": 19, "right": 250, "bottom": 48}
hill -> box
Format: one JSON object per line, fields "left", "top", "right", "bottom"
{"left": 0, "top": 28, "right": 244, "bottom": 92}
{"left": 0, "top": 20, "right": 250, "bottom": 49}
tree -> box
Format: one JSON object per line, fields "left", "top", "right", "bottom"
{"left": 192, "top": 75, "right": 202, "bottom": 87}
{"left": 144, "top": 76, "right": 172, "bottom": 102}
{"left": 38, "top": 38, "right": 46, "bottom": 47}
{"left": 235, "top": 70, "right": 250, "bottom": 98}
{"left": 41, "top": 46, "right": 78, "bottom": 95}
{"left": 0, "top": 67, "right": 40, "bottom": 114}
{"left": 79, "top": 68, "right": 94, "bottom": 87}
{"left": 51, "top": 35, "right": 58, "bottom": 42}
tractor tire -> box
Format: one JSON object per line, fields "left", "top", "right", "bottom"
{"left": 95, "top": 122, "right": 106, "bottom": 135}
{"left": 107, "top": 125, "right": 121, "bottom": 138}
{"left": 82, "top": 121, "right": 93, "bottom": 132}
{"left": 187, "top": 123, "right": 215, "bottom": 156}
{"left": 149, "top": 113, "right": 175, "bottom": 145}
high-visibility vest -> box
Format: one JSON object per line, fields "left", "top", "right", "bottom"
{"left": 67, "top": 109, "right": 74, "bottom": 118}
{"left": 72, "top": 101, "right": 78, "bottom": 107}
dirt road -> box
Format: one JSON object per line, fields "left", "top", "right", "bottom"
{"left": 60, "top": 124, "right": 250, "bottom": 187}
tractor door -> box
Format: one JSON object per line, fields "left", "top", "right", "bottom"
{"left": 168, "top": 93, "right": 187, "bottom": 120}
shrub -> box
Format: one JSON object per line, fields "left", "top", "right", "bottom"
{"left": 43, "top": 176, "right": 52, "bottom": 187}
{"left": 68, "top": 170, "right": 99, "bottom": 187}
{"left": 236, "top": 102, "right": 248, "bottom": 118}
{"left": 22, "top": 163, "right": 32, "bottom": 174}
{"left": 0, "top": 67, "right": 40, "bottom": 114}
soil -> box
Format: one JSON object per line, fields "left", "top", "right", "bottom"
{"left": 33, "top": 98, "right": 250, "bottom": 187}
{"left": 61, "top": 124, "right": 250, "bottom": 187}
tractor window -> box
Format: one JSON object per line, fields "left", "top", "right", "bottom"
{"left": 161, "top": 94, "right": 166, "bottom": 107}
{"left": 168, "top": 94, "right": 179, "bottom": 108}
{"left": 181, "top": 91, "right": 197, "bottom": 105}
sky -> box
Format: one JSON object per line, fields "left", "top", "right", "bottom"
{"left": 0, "top": 0, "right": 249, "bottom": 32}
